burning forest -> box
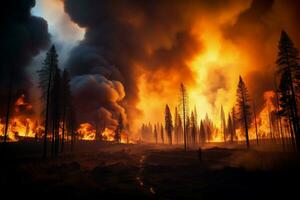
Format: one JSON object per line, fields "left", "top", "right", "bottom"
{"left": 1, "top": 0, "right": 300, "bottom": 199}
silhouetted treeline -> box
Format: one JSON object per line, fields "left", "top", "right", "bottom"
{"left": 38, "top": 45, "right": 76, "bottom": 157}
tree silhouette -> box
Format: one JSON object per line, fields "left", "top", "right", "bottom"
{"left": 236, "top": 76, "right": 251, "bottom": 149}
{"left": 165, "top": 104, "right": 173, "bottom": 145}
{"left": 160, "top": 124, "right": 164, "bottom": 144}
{"left": 114, "top": 114, "right": 124, "bottom": 143}
{"left": 199, "top": 120, "right": 206, "bottom": 145}
{"left": 276, "top": 30, "right": 300, "bottom": 152}
{"left": 178, "top": 115, "right": 183, "bottom": 144}
{"left": 52, "top": 67, "right": 62, "bottom": 156}
{"left": 68, "top": 102, "right": 77, "bottom": 152}
{"left": 174, "top": 107, "right": 179, "bottom": 144}
{"left": 60, "top": 70, "right": 71, "bottom": 153}
{"left": 252, "top": 100, "right": 259, "bottom": 145}
{"left": 231, "top": 107, "right": 237, "bottom": 141}
{"left": 220, "top": 105, "right": 226, "bottom": 143}
{"left": 227, "top": 114, "right": 234, "bottom": 143}
{"left": 3, "top": 63, "right": 15, "bottom": 144}
{"left": 154, "top": 124, "right": 158, "bottom": 144}
{"left": 37, "top": 45, "right": 59, "bottom": 158}
{"left": 179, "top": 83, "right": 188, "bottom": 150}
{"left": 190, "top": 111, "right": 196, "bottom": 147}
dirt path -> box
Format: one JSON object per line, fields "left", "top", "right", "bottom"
{"left": 135, "top": 154, "right": 156, "bottom": 195}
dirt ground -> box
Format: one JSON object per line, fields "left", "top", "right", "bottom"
{"left": 1, "top": 141, "right": 299, "bottom": 199}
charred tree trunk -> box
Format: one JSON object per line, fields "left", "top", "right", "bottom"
{"left": 253, "top": 100, "right": 259, "bottom": 145}
{"left": 43, "top": 71, "right": 52, "bottom": 158}
{"left": 274, "top": 76, "right": 286, "bottom": 151}
{"left": 61, "top": 107, "right": 66, "bottom": 153}
{"left": 3, "top": 65, "right": 14, "bottom": 144}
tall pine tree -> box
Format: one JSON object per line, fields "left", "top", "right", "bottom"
{"left": 38, "top": 45, "right": 59, "bottom": 158}
{"left": 165, "top": 104, "right": 173, "bottom": 145}
{"left": 236, "top": 76, "right": 251, "bottom": 149}
{"left": 276, "top": 30, "right": 300, "bottom": 152}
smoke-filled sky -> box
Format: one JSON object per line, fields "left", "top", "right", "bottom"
{"left": 5, "top": 0, "right": 300, "bottom": 133}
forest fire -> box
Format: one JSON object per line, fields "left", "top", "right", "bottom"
{"left": 0, "top": 117, "right": 43, "bottom": 142}
{"left": 2, "top": 1, "right": 300, "bottom": 199}
{"left": 77, "top": 123, "right": 131, "bottom": 143}
{"left": 0, "top": 94, "right": 43, "bottom": 142}
{"left": 77, "top": 123, "right": 96, "bottom": 141}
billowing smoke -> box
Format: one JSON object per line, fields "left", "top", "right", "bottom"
{"left": 224, "top": 0, "right": 300, "bottom": 110}
{"left": 71, "top": 74, "right": 126, "bottom": 129}
{"left": 0, "top": 0, "right": 50, "bottom": 117}
{"left": 63, "top": 0, "right": 300, "bottom": 130}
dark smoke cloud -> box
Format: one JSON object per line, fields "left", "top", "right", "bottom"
{"left": 64, "top": 0, "right": 208, "bottom": 127}
{"left": 0, "top": 0, "right": 50, "bottom": 116}
{"left": 71, "top": 74, "right": 126, "bottom": 129}
{"left": 224, "top": 0, "right": 300, "bottom": 111}
{"left": 64, "top": 0, "right": 300, "bottom": 127}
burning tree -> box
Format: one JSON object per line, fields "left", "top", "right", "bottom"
{"left": 165, "top": 104, "right": 173, "bottom": 145}
{"left": 236, "top": 76, "right": 252, "bottom": 149}
{"left": 276, "top": 30, "right": 300, "bottom": 152}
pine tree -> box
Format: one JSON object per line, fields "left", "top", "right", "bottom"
{"left": 114, "top": 114, "right": 124, "bottom": 143}
{"left": 220, "top": 105, "right": 226, "bottom": 143}
{"left": 179, "top": 83, "right": 188, "bottom": 150}
{"left": 174, "top": 107, "right": 179, "bottom": 144}
{"left": 186, "top": 115, "right": 190, "bottom": 147}
{"left": 37, "top": 45, "right": 59, "bottom": 158}
{"left": 199, "top": 120, "right": 206, "bottom": 145}
{"left": 52, "top": 68, "right": 62, "bottom": 156}
{"left": 160, "top": 124, "right": 164, "bottom": 144}
{"left": 60, "top": 70, "right": 71, "bottom": 153}
{"left": 227, "top": 114, "right": 234, "bottom": 143}
{"left": 165, "top": 104, "right": 173, "bottom": 145}
{"left": 154, "top": 125, "right": 158, "bottom": 144}
{"left": 191, "top": 111, "right": 196, "bottom": 147}
{"left": 236, "top": 76, "right": 252, "bottom": 149}
{"left": 3, "top": 63, "right": 15, "bottom": 144}
{"left": 231, "top": 107, "right": 237, "bottom": 141}
{"left": 252, "top": 100, "right": 259, "bottom": 145}
{"left": 276, "top": 30, "right": 300, "bottom": 152}
{"left": 194, "top": 106, "right": 198, "bottom": 143}
{"left": 68, "top": 102, "right": 77, "bottom": 151}
{"left": 178, "top": 115, "right": 183, "bottom": 144}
